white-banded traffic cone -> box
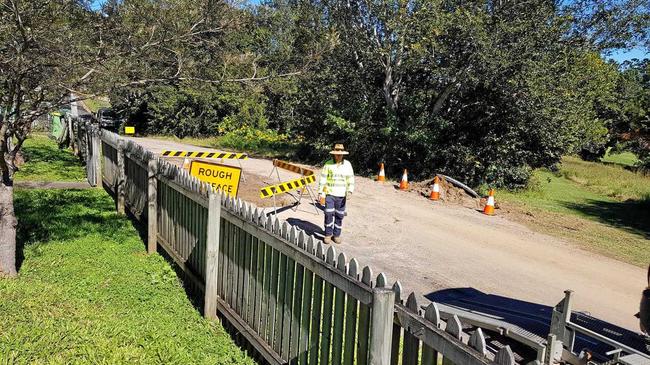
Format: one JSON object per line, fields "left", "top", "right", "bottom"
{"left": 429, "top": 176, "right": 440, "bottom": 201}
{"left": 399, "top": 169, "right": 409, "bottom": 190}
{"left": 377, "top": 163, "right": 386, "bottom": 182}
{"left": 483, "top": 189, "right": 495, "bottom": 216}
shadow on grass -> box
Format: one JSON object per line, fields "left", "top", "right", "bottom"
{"left": 14, "top": 189, "right": 136, "bottom": 271}
{"left": 561, "top": 198, "right": 650, "bottom": 239}
{"left": 22, "top": 143, "right": 79, "bottom": 165}
{"left": 17, "top": 143, "right": 86, "bottom": 181}
{"left": 14, "top": 188, "right": 267, "bottom": 363}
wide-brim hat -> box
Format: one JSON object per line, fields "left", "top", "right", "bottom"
{"left": 329, "top": 143, "right": 349, "bottom": 155}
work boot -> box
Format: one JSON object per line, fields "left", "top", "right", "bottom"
{"left": 324, "top": 236, "right": 333, "bottom": 245}
{"left": 333, "top": 236, "right": 342, "bottom": 244}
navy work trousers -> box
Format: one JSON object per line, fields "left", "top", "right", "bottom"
{"left": 324, "top": 195, "right": 346, "bottom": 237}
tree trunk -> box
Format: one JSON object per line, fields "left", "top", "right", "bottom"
{"left": 0, "top": 178, "right": 17, "bottom": 277}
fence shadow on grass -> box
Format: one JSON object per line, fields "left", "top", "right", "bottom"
{"left": 561, "top": 197, "right": 650, "bottom": 239}
{"left": 19, "top": 143, "right": 86, "bottom": 181}
{"left": 14, "top": 189, "right": 139, "bottom": 272}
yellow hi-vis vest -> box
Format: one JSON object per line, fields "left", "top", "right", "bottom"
{"left": 318, "top": 159, "right": 355, "bottom": 197}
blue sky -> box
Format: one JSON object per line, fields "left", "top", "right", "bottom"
{"left": 607, "top": 48, "right": 649, "bottom": 63}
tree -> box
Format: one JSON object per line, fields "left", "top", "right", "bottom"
{"left": 0, "top": 0, "right": 297, "bottom": 276}
{"left": 261, "top": 0, "right": 647, "bottom": 187}
{"left": 0, "top": 0, "right": 99, "bottom": 276}
{"left": 610, "top": 59, "right": 650, "bottom": 169}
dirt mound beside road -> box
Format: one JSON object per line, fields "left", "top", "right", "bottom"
{"left": 411, "top": 176, "right": 481, "bottom": 210}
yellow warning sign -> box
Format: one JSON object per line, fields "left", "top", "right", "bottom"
{"left": 125, "top": 126, "right": 135, "bottom": 135}
{"left": 189, "top": 160, "right": 242, "bottom": 197}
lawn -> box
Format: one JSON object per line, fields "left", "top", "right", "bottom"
{"left": 0, "top": 189, "right": 254, "bottom": 364}
{"left": 151, "top": 132, "right": 299, "bottom": 159}
{"left": 501, "top": 156, "right": 650, "bottom": 267}
{"left": 82, "top": 97, "right": 111, "bottom": 113}
{"left": 601, "top": 149, "right": 639, "bottom": 167}
{"left": 15, "top": 134, "right": 86, "bottom": 182}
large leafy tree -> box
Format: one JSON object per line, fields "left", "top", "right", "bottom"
{"left": 610, "top": 59, "right": 650, "bottom": 168}
{"left": 0, "top": 0, "right": 273, "bottom": 277}
{"left": 263, "top": 0, "right": 647, "bottom": 187}
{"left": 0, "top": 0, "right": 99, "bottom": 277}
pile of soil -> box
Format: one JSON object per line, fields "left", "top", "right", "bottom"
{"left": 411, "top": 176, "right": 482, "bottom": 210}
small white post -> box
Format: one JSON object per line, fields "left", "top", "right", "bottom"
{"left": 204, "top": 190, "right": 222, "bottom": 319}
{"left": 369, "top": 287, "right": 395, "bottom": 365}
{"left": 116, "top": 138, "right": 126, "bottom": 215}
{"left": 92, "top": 127, "right": 101, "bottom": 187}
{"left": 147, "top": 158, "right": 158, "bottom": 254}
{"left": 550, "top": 290, "right": 574, "bottom": 351}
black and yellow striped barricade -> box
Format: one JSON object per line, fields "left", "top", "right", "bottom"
{"left": 161, "top": 150, "right": 249, "bottom": 181}
{"left": 270, "top": 159, "right": 314, "bottom": 177}
{"left": 161, "top": 150, "right": 248, "bottom": 159}
{"left": 262, "top": 166, "right": 320, "bottom": 215}
{"left": 260, "top": 175, "right": 316, "bottom": 198}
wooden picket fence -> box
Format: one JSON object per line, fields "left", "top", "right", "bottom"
{"left": 72, "top": 120, "right": 101, "bottom": 187}
{"left": 99, "top": 129, "right": 524, "bottom": 365}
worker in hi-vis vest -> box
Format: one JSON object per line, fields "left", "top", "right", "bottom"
{"left": 318, "top": 143, "right": 355, "bottom": 245}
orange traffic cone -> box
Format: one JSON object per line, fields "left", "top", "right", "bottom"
{"left": 182, "top": 158, "right": 191, "bottom": 170}
{"left": 319, "top": 187, "right": 327, "bottom": 206}
{"left": 399, "top": 169, "right": 409, "bottom": 190}
{"left": 483, "top": 189, "right": 495, "bottom": 215}
{"left": 429, "top": 176, "right": 440, "bottom": 200}
{"left": 377, "top": 163, "right": 386, "bottom": 182}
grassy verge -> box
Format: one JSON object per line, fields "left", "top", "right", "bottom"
{"left": 15, "top": 134, "right": 86, "bottom": 182}
{"left": 151, "top": 131, "right": 299, "bottom": 159}
{"left": 82, "top": 97, "right": 111, "bottom": 114}
{"left": 0, "top": 189, "right": 253, "bottom": 364}
{"left": 501, "top": 157, "right": 650, "bottom": 267}
{"left": 601, "top": 149, "right": 639, "bottom": 167}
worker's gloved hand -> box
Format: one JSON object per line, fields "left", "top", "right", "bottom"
{"left": 346, "top": 192, "right": 352, "bottom": 200}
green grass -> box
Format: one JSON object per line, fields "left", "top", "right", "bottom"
{"left": 501, "top": 156, "right": 650, "bottom": 267}
{"left": 15, "top": 134, "right": 86, "bottom": 182}
{"left": 151, "top": 131, "right": 299, "bottom": 159}
{"left": 0, "top": 189, "right": 254, "bottom": 364}
{"left": 601, "top": 149, "right": 639, "bottom": 167}
{"left": 83, "top": 97, "right": 111, "bottom": 113}
{"left": 560, "top": 156, "right": 650, "bottom": 200}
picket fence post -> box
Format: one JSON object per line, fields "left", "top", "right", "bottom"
{"left": 94, "top": 129, "right": 101, "bottom": 186}
{"left": 91, "top": 126, "right": 101, "bottom": 187}
{"left": 116, "top": 138, "right": 126, "bottom": 215}
{"left": 369, "top": 287, "right": 395, "bottom": 365}
{"left": 147, "top": 158, "right": 158, "bottom": 254}
{"left": 204, "top": 191, "right": 222, "bottom": 319}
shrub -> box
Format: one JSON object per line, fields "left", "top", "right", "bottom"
{"left": 217, "top": 127, "right": 297, "bottom": 156}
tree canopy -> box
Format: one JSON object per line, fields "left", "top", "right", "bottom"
{"left": 101, "top": 0, "right": 649, "bottom": 188}
{"left": 1, "top": 0, "right": 648, "bottom": 187}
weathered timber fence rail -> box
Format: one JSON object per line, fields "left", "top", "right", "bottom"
{"left": 98, "top": 129, "right": 505, "bottom": 365}
{"left": 72, "top": 120, "right": 101, "bottom": 187}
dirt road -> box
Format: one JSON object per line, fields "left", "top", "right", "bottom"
{"left": 129, "top": 137, "right": 646, "bottom": 331}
